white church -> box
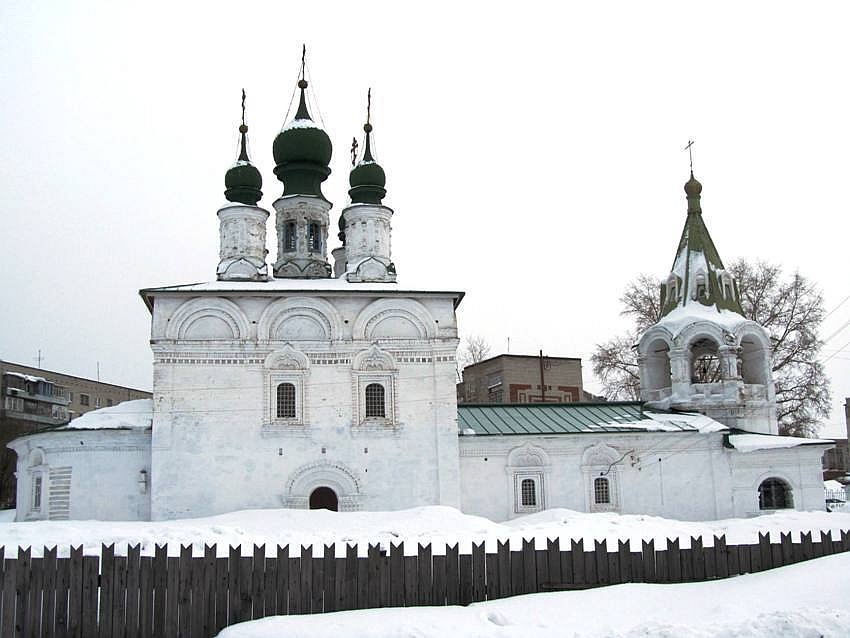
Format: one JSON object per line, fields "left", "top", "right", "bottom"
{"left": 9, "top": 71, "right": 832, "bottom": 524}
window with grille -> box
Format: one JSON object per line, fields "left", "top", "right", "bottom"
{"left": 32, "top": 475, "right": 42, "bottom": 511}
{"left": 285, "top": 222, "right": 296, "bottom": 251}
{"left": 594, "top": 477, "right": 610, "bottom": 504}
{"left": 276, "top": 383, "right": 296, "bottom": 419}
{"left": 759, "top": 478, "right": 793, "bottom": 510}
{"left": 308, "top": 223, "right": 321, "bottom": 252}
{"left": 365, "top": 383, "right": 385, "bottom": 418}
{"left": 521, "top": 479, "right": 536, "bottom": 507}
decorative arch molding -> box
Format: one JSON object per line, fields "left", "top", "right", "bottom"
{"left": 733, "top": 322, "right": 772, "bottom": 351}
{"left": 282, "top": 460, "right": 362, "bottom": 511}
{"left": 581, "top": 442, "right": 621, "bottom": 468}
{"left": 257, "top": 297, "right": 342, "bottom": 342}
{"left": 506, "top": 443, "right": 550, "bottom": 469}
{"left": 352, "top": 298, "right": 436, "bottom": 341}
{"left": 637, "top": 326, "right": 675, "bottom": 356}
{"left": 676, "top": 322, "right": 728, "bottom": 351}
{"left": 166, "top": 297, "right": 249, "bottom": 340}
{"left": 352, "top": 344, "right": 398, "bottom": 372}
{"left": 264, "top": 345, "right": 310, "bottom": 371}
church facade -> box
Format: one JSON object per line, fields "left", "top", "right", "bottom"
{"left": 8, "top": 71, "right": 832, "bottom": 523}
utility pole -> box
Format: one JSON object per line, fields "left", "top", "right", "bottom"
{"left": 34, "top": 350, "right": 43, "bottom": 368}
{"left": 539, "top": 349, "right": 546, "bottom": 403}
{"left": 96, "top": 361, "right": 100, "bottom": 382}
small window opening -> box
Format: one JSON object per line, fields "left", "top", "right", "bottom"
{"left": 308, "top": 223, "right": 321, "bottom": 252}
{"left": 759, "top": 478, "right": 793, "bottom": 510}
{"left": 365, "top": 383, "right": 386, "bottom": 418}
{"left": 285, "top": 222, "right": 296, "bottom": 251}
{"left": 691, "top": 338, "right": 722, "bottom": 383}
{"left": 32, "top": 475, "right": 42, "bottom": 511}
{"left": 521, "top": 479, "right": 537, "bottom": 507}
{"left": 594, "top": 477, "right": 610, "bottom": 504}
{"left": 276, "top": 383, "right": 296, "bottom": 419}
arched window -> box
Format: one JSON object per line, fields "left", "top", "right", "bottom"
{"left": 694, "top": 273, "right": 707, "bottom": 299}
{"left": 594, "top": 477, "right": 610, "bottom": 504}
{"left": 691, "top": 338, "right": 722, "bottom": 383}
{"left": 308, "top": 223, "right": 321, "bottom": 253}
{"left": 759, "top": 478, "right": 793, "bottom": 510}
{"left": 276, "top": 383, "right": 296, "bottom": 419}
{"left": 284, "top": 222, "right": 296, "bottom": 252}
{"left": 521, "top": 479, "right": 537, "bottom": 507}
{"left": 365, "top": 383, "right": 385, "bottom": 418}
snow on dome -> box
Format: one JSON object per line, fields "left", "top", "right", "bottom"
{"left": 727, "top": 433, "right": 833, "bottom": 453}
{"left": 654, "top": 302, "right": 748, "bottom": 339}
{"left": 281, "top": 118, "right": 319, "bottom": 132}
{"left": 58, "top": 398, "right": 152, "bottom": 431}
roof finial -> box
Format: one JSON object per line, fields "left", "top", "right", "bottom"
{"left": 238, "top": 89, "right": 249, "bottom": 161}
{"left": 362, "top": 88, "right": 374, "bottom": 162}
{"left": 300, "top": 44, "right": 306, "bottom": 82}
{"left": 684, "top": 139, "right": 695, "bottom": 176}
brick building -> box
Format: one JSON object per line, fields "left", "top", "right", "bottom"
{"left": 457, "top": 353, "right": 588, "bottom": 404}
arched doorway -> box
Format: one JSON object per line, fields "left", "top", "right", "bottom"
{"left": 309, "top": 486, "right": 338, "bottom": 511}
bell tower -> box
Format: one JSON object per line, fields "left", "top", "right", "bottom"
{"left": 637, "top": 172, "right": 777, "bottom": 434}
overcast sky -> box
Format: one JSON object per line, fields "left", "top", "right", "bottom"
{"left": 1, "top": 1, "right": 848, "bottom": 436}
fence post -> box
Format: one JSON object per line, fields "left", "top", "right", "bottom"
{"left": 715, "top": 535, "right": 728, "bottom": 578}
{"left": 417, "top": 544, "right": 432, "bottom": 606}
{"left": 389, "top": 543, "right": 404, "bottom": 608}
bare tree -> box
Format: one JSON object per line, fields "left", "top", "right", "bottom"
{"left": 457, "top": 335, "right": 492, "bottom": 380}
{"left": 591, "top": 260, "right": 831, "bottom": 436}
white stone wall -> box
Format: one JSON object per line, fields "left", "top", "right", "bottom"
{"left": 148, "top": 290, "right": 460, "bottom": 520}
{"left": 9, "top": 429, "right": 151, "bottom": 521}
{"left": 459, "top": 433, "right": 825, "bottom": 523}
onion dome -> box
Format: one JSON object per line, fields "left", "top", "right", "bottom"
{"left": 349, "top": 91, "right": 387, "bottom": 205}
{"left": 224, "top": 92, "right": 262, "bottom": 205}
{"left": 684, "top": 171, "right": 702, "bottom": 214}
{"left": 272, "top": 76, "right": 332, "bottom": 199}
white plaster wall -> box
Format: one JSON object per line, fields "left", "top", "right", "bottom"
{"left": 730, "top": 445, "right": 828, "bottom": 516}
{"left": 148, "top": 290, "right": 461, "bottom": 520}
{"left": 10, "top": 429, "right": 151, "bottom": 521}
{"left": 459, "top": 433, "right": 736, "bottom": 522}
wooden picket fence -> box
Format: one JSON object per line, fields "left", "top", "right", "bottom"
{"left": 2, "top": 529, "right": 849, "bottom": 637}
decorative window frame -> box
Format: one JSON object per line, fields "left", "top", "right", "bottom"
{"left": 27, "top": 449, "right": 48, "bottom": 521}
{"left": 506, "top": 443, "right": 550, "bottom": 515}
{"left": 262, "top": 346, "right": 310, "bottom": 435}
{"left": 351, "top": 345, "right": 399, "bottom": 431}
{"left": 581, "top": 442, "right": 621, "bottom": 513}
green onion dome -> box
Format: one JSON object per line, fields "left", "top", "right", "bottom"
{"left": 348, "top": 122, "right": 387, "bottom": 205}
{"left": 225, "top": 123, "right": 263, "bottom": 205}
{"left": 684, "top": 172, "right": 703, "bottom": 197}
{"left": 272, "top": 79, "right": 332, "bottom": 199}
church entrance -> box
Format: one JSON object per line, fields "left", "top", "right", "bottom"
{"left": 309, "top": 486, "right": 338, "bottom": 511}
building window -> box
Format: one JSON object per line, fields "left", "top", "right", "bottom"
{"left": 594, "top": 477, "right": 610, "bottom": 504}
{"left": 759, "top": 478, "right": 793, "bottom": 510}
{"left": 32, "top": 475, "right": 42, "bottom": 511}
{"left": 308, "top": 223, "right": 321, "bottom": 252}
{"left": 68, "top": 391, "right": 74, "bottom": 402}
{"left": 107, "top": 398, "right": 113, "bottom": 407}
{"left": 276, "top": 383, "right": 296, "bottom": 419}
{"left": 95, "top": 397, "right": 101, "bottom": 408}
{"left": 285, "top": 222, "right": 296, "bottom": 251}
{"left": 521, "top": 479, "right": 537, "bottom": 507}
{"left": 365, "top": 383, "right": 385, "bottom": 418}
{"left": 80, "top": 394, "right": 90, "bottom": 406}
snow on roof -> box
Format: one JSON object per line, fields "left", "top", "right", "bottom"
{"left": 634, "top": 411, "right": 728, "bottom": 433}
{"left": 57, "top": 399, "right": 152, "bottom": 431}
{"left": 654, "top": 302, "right": 748, "bottom": 338}
{"left": 140, "top": 278, "right": 464, "bottom": 305}
{"left": 5, "top": 371, "right": 48, "bottom": 384}
{"left": 727, "top": 433, "right": 834, "bottom": 453}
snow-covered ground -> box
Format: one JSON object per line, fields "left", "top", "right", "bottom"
{"left": 1, "top": 506, "right": 850, "bottom": 557}
{"left": 217, "top": 552, "right": 850, "bottom": 637}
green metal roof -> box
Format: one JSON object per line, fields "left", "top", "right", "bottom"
{"left": 458, "top": 402, "right": 702, "bottom": 436}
